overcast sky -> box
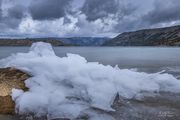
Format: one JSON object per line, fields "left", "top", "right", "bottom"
{"left": 0, "top": 0, "right": 180, "bottom": 38}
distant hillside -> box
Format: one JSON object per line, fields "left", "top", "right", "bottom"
{"left": 0, "top": 37, "right": 109, "bottom": 46}
{"left": 59, "top": 37, "right": 109, "bottom": 46}
{"left": 0, "top": 38, "right": 66, "bottom": 46}
{"left": 103, "top": 25, "right": 180, "bottom": 46}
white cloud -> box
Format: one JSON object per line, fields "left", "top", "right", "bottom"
{"left": 18, "top": 15, "right": 80, "bottom": 37}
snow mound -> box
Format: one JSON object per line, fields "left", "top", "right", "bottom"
{"left": 0, "top": 42, "right": 180, "bottom": 119}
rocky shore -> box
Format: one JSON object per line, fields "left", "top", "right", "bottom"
{"left": 0, "top": 67, "right": 30, "bottom": 114}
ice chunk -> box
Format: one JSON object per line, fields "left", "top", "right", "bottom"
{"left": 30, "top": 42, "right": 55, "bottom": 56}
{"left": 0, "top": 42, "right": 180, "bottom": 119}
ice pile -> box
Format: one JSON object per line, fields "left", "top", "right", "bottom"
{"left": 0, "top": 42, "right": 180, "bottom": 119}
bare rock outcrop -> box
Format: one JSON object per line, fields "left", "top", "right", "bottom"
{"left": 0, "top": 67, "right": 30, "bottom": 114}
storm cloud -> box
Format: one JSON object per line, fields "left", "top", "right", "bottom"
{"left": 81, "top": 0, "right": 119, "bottom": 21}
{"left": 29, "top": 0, "right": 72, "bottom": 20}
{"left": 0, "top": 0, "right": 26, "bottom": 30}
{"left": 0, "top": 0, "right": 180, "bottom": 37}
{"left": 142, "top": 0, "right": 180, "bottom": 25}
{"left": 81, "top": 0, "right": 136, "bottom": 21}
{"left": 8, "top": 4, "right": 25, "bottom": 19}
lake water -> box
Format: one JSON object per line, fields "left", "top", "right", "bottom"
{"left": 1, "top": 46, "right": 180, "bottom": 73}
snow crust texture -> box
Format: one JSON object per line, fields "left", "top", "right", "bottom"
{"left": 0, "top": 42, "right": 180, "bottom": 119}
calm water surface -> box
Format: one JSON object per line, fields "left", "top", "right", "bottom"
{"left": 55, "top": 47, "right": 180, "bottom": 67}
{"left": 1, "top": 46, "right": 180, "bottom": 73}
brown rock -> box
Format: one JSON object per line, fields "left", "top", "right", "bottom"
{"left": 0, "top": 67, "right": 30, "bottom": 114}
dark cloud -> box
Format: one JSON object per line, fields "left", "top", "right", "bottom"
{"left": 142, "top": 0, "right": 180, "bottom": 25}
{"left": 29, "top": 0, "right": 72, "bottom": 20}
{"left": 0, "top": 1, "right": 25, "bottom": 30}
{"left": 81, "top": 0, "right": 118, "bottom": 21}
{"left": 8, "top": 4, "right": 26, "bottom": 19}
{"left": 81, "top": 0, "right": 136, "bottom": 21}
{"left": 0, "top": 0, "right": 2, "bottom": 18}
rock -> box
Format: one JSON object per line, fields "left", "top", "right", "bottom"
{"left": 0, "top": 67, "right": 30, "bottom": 114}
